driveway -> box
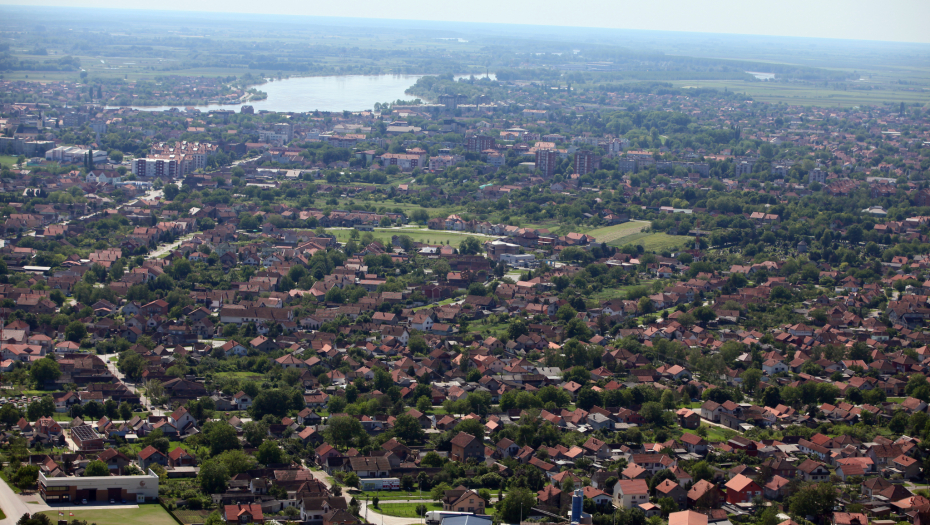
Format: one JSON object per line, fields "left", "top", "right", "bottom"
{"left": 305, "top": 466, "right": 332, "bottom": 489}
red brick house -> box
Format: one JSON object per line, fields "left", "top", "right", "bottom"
{"left": 725, "top": 474, "right": 762, "bottom": 504}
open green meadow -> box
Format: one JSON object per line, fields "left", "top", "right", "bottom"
{"left": 681, "top": 425, "right": 734, "bottom": 443}
{"left": 586, "top": 221, "right": 649, "bottom": 244}
{"left": 671, "top": 79, "right": 930, "bottom": 107}
{"left": 590, "top": 281, "right": 656, "bottom": 301}
{"left": 324, "top": 227, "right": 493, "bottom": 246}
{"left": 585, "top": 222, "right": 684, "bottom": 251}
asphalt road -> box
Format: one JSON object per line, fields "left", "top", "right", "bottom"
{"left": 0, "top": 479, "right": 38, "bottom": 525}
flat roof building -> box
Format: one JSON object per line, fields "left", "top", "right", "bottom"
{"left": 39, "top": 468, "right": 159, "bottom": 503}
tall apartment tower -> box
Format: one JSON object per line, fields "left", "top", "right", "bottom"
{"left": 535, "top": 149, "right": 559, "bottom": 178}
{"left": 574, "top": 150, "right": 599, "bottom": 175}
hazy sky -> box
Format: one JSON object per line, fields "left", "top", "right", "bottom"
{"left": 3, "top": 0, "right": 929, "bottom": 44}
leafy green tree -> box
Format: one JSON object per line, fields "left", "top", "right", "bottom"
{"left": 326, "top": 415, "right": 364, "bottom": 450}
{"left": 29, "top": 358, "right": 60, "bottom": 388}
{"left": 257, "top": 441, "right": 285, "bottom": 465}
{"left": 216, "top": 449, "right": 257, "bottom": 476}
{"left": 0, "top": 404, "right": 22, "bottom": 427}
{"left": 459, "top": 237, "right": 482, "bottom": 255}
{"left": 562, "top": 366, "right": 590, "bottom": 386}
{"left": 421, "top": 451, "right": 443, "bottom": 468}
{"left": 657, "top": 497, "right": 678, "bottom": 516}
{"left": 84, "top": 460, "right": 109, "bottom": 477}
{"left": 689, "top": 461, "right": 714, "bottom": 482}
{"left": 576, "top": 387, "right": 601, "bottom": 411}
{"left": 26, "top": 396, "right": 55, "bottom": 421}
{"left": 118, "top": 402, "right": 133, "bottom": 421}
{"left": 639, "top": 402, "right": 670, "bottom": 426}
{"left": 392, "top": 413, "right": 425, "bottom": 445}
{"left": 243, "top": 421, "right": 269, "bottom": 448}
{"left": 64, "top": 321, "right": 87, "bottom": 343}
{"left": 660, "top": 390, "right": 677, "bottom": 410}
{"left": 13, "top": 465, "right": 39, "bottom": 489}
{"left": 199, "top": 459, "right": 229, "bottom": 493}
{"left": 250, "top": 389, "right": 294, "bottom": 419}
{"left": 740, "top": 368, "right": 762, "bottom": 394}
{"left": 556, "top": 304, "right": 578, "bottom": 323}
{"left": 788, "top": 482, "right": 836, "bottom": 523}
{"left": 163, "top": 183, "right": 180, "bottom": 200}
{"left": 761, "top": 386, "right": 782, "bottom": 408}
{"left": 343, "top": 472, "right": 360, "bottom": 488}
{"left": 203, "top": 422, "right": 240, "bottom": 456}
{"left": 119, "top": 352, "right": 147, "bottom": 381}
{"left": 496, "top": 487, "right": 536, "bottom": 523}
{"left": 204, "top": 511, "right": 223, "bottom": 525}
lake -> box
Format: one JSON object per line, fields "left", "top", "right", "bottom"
{"left": 109, "top": 74, "right": 425, "bottom": 113}
{"left": 107, "top": 73, "right": 495, "bottom": 113}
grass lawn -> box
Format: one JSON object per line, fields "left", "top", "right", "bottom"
{"left": 888, "top": 397, "right": 905, "bottom": 403}
{"left": 586, "top": 221, "right": 649, "bottom": 244}
{"left": 214, "top": 371, "right": 264, "bottom": 379}
{"left": 603, "top": 231, "right": 684, "bottom": 252}
{"left": 413, "top": 297, "right": 459, "bottom": 311}
{"left": 681, "top": 425, "right": 733, "bottom": 443}
{"left": 0, "top": 156, "right": 18, "bottom": 168}
{"left": 40, "top": 504, "right": 177, "bottom": 525}
{"left": 376, "top": 502, "right": 441, "bottom": 518}
{"left": 324, "top": 227, "right": 492, "bottom": 247}
{"left": 0, "top": 505, "right": 5, "bottom": 519}
{"left": 0, "top": 389, "right": 50, "bottom": 398}
{"left": 590, "top": 281, "right": 656, "bottom": 301}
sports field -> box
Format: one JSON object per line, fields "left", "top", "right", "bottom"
{"left": 40, "top": 505, "right": 176, "bottom": 525}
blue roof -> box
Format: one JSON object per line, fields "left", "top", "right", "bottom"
{"left": 442, "top": 516, "right": 493, "bottom": 525}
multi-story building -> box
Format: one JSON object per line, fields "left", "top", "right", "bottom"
{"left": 466, "top": 135, "right": 495, "bottom": 152}
{"left": 379, "top": 152, "right": 425, "bottom": 171}
{"left": 61, "top": 112, "right": 87, "bottom": 128}
{"left": 132, "top": 157, "right": 179, "bottom": 178}
{"left": 536, "top": 148, "right": 559, "bottom": 177}
{"left": 574, "top": 150, "right": 599, "bottom": 175}
{"left": 148, "top": 142, "right": 218, "bottom": 176}
{"left": 429, "top": 155, "right": 462, "bottom": 171}
{"left": 809, "top": 167, "right": 827, "bottom": 184}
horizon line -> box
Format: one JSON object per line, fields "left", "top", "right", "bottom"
{"left": 1, "top": 3, "right": 929, "bottom": 46}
